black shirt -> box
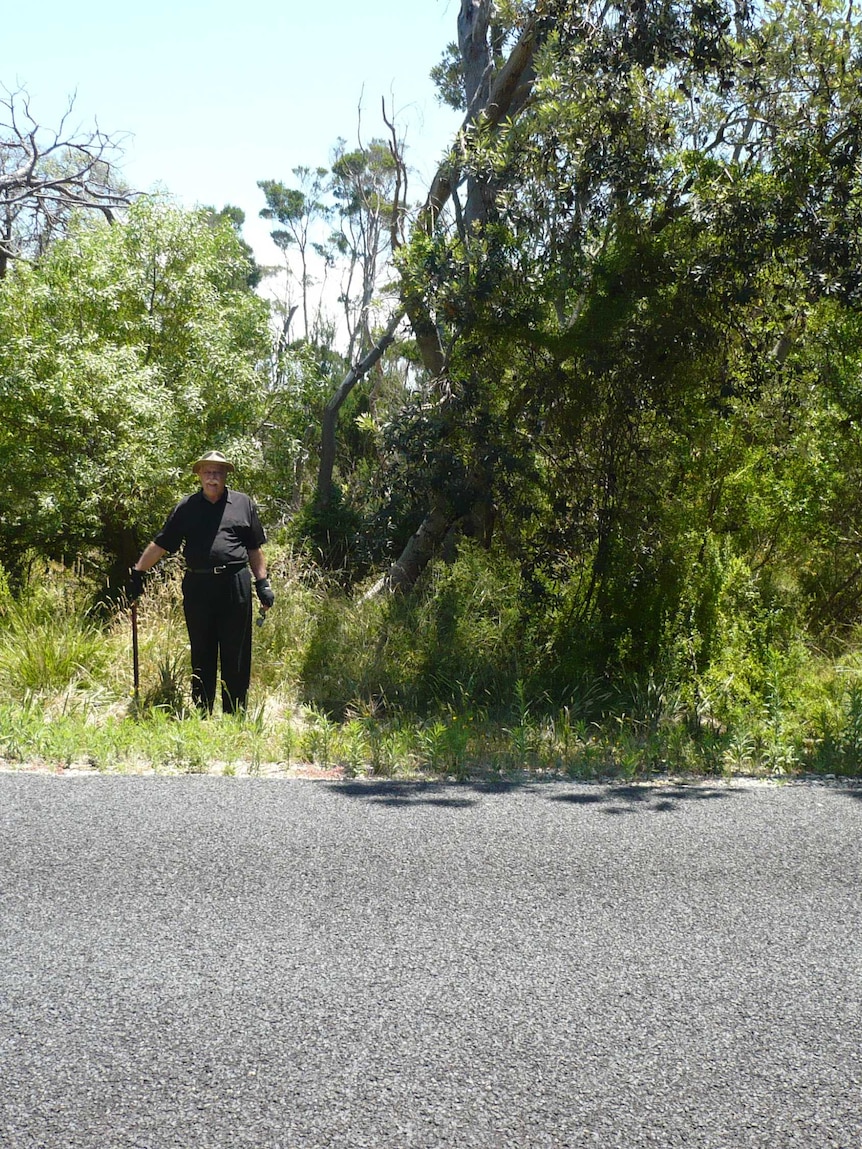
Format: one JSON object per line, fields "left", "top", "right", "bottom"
{"left": 154, "top": 489, "right": 267, "bottom": 568}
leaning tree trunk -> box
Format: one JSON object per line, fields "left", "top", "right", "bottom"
{"left": 380, "top": 3, "right": 544, "bottom": 594}
{"left": 458, "top": 0, "right": 496, "bottom": 226}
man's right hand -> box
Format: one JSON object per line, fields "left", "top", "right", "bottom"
{"left": 128, "top": 568, "right": 146, "bottom": 602}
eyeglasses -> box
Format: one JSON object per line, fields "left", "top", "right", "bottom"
{"left": 200, "top": 469, "right": 226, "bottom": 478}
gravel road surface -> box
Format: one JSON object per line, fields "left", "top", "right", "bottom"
{"left": 1, "top": 773, "right": 861, "bottom": 1148}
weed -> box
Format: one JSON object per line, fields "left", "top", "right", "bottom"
{"left": 825, "top": 680, "right": 862, "bottom": 775}
{"left": 280, "top": 712, "right": 297, "bottom": 770}
{"left": 338, "top": 719, "right": 370, "bottom": 777}
{"left": 300, "top": 705, "right": 338, "bottom": 767}
{"left": 139, "top": 652, "right": 189, "bottom": 716}
{"left": 423, "top": 713, "right": 472, "bottom": 778}
{"left": 243, "top": 704, "right": 269, "bottom": 775}
{"left": 0, "top": 597, "right": 109, "bottom": 699}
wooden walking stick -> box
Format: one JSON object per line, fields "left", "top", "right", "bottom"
{"left": 131, "top": 600, "right": 140, "bottom": 703}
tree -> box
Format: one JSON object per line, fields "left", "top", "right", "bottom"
{"left": 308, "top": 121, "right": 410, "bottom": 512}
{"left": 258, "top": 168, "right": 333, "bottom": 341}
{"left": 315, "top": 308, "right": 405, "bottom": 508}
{"left": 202, "top": 204, "right": 264, "bottom": 290}
{"left": 0, "top": 87, "right": 131, "bottom": 277}
{"left": 382, "top": 0, "right": 550, "bottom": 591}
{"left": 342, "top": 0, "right": 862, "bottom": 707}
{"left": 330, "top": 134, "right": 403, "bottom": 362}
{"left": 376, "top": 0, "right": 862, "bottom": 587}
{"left": 258, "top": 122, "right": 411, "bottom": 526}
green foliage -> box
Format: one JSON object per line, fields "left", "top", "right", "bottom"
{"left": 287, "top": 487, "right": 364, "bottom": 575}
{"left": 7, "top": 1, "right": 862, "bottom": 781}
{"left": 137, "top": 652, "right": 189, "bottom": 717}
{"left": 201, "top": 204, "right": 264, "bottom": 289}
{"left": 253, "top": 342, "right": 344, "bottom": 520}
{"left": 258, "top": 168, "right": 333, "bottom": 343}
{"left": 430, "top": 42, "right": 466, "bottom": 111}
{"left": 0, "top": 198, "right": 272, "bottom": 576}
{"left": 298, "top": 542, "right": 523, "bottom": 716}
{"left": 374, "top": 0, "right": 862, "bottom": 722}
{"left": 406, "top": 544, "right": 524, "bottom": 712}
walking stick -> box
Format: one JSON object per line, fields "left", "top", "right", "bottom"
{"left": 131, "top": 600, "right": 140, "bottom": 703}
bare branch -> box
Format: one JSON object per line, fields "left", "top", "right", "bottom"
{"left": 381, "top": 96, "right": 408, "bottom": 252}
{"left": 0, "top": 86, "right": 133, "bottom": 274}
{"left": 316, "top": 308, "right": 406, "bottom": 506}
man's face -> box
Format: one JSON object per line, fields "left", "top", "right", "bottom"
{"left": 199, "top": 466, "right": 228, "bottom": 503}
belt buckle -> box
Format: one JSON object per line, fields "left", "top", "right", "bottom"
{"left": 213, "top": 565, "right": 227, "bottom": 575}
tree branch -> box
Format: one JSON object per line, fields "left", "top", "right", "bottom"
{"left": 315, "top": 308, "right": 405, "bottom": 506}
{"left": 0, "top": 87, "right": 131, "bottom": 272}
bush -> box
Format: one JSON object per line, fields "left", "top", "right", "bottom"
{"left": 287, "top": 488, "right": 365, "bottom": 576}
{"left": 298, "top": 542, "right": 524, "bottom": 716}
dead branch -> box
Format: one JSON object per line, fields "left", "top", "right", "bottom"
{"left": 0, "top": 87, "right": 132, "bottom": 273}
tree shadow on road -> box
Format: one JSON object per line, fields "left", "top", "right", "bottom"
{"left": 547, "top": 783, "right": 734, "bottom": 815}
{"left": 328, "top": 776, "right": 738, "bottom": 813}
{"left": 329, "top": 779, "right": 480, "bottom": 808}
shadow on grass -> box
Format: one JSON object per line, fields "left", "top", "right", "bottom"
{"left": 329, "top": 775, "right": 739, "bottom": 813}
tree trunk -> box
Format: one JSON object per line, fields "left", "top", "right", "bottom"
{"left": 315, "top": 309, "right": 403, "bottom": 508}
{"left": 358, "top": 494, "right": 453, "bottom": 599}
{"left": 374, "top": 8, "right": 544, "bottom": 595}
{"left": 458, "top": 0, "right": 496, "bottom": 226}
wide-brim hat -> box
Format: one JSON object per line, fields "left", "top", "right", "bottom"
{"left": 191, "top": 450, "right": 235, "bottom": 474}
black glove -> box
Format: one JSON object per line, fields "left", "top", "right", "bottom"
{"left": 255, "top": 577, "right": 275, "bottom": 608}
{"left": 128, "top": 568, "right": 146, "bottom": 602}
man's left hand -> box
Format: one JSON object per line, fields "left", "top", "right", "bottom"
{"left": 255, "top": 578, "right": 275, "bottom": 609}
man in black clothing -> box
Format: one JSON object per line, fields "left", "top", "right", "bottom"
{"left": 130, "top": 451, "right": 275, "bottom": 714}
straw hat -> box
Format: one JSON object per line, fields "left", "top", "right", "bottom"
{"left": 191, "top": 450, "right": 235, "bottom": 475}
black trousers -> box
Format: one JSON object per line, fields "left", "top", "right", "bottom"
{"left": 182, "top": 568, "right": 253, "bottom": 714}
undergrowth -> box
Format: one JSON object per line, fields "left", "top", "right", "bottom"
{"left": 0, "top": 547, "right": 860, "bottom": 779}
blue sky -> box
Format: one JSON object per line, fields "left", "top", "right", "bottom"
{"left": 1, "top": 0, "right": 462, "bottom": 265}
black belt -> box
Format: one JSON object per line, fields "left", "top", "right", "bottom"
{"left": 186, "top": 562, "right": 248, "bottom": 576}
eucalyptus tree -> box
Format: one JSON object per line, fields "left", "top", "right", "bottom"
{"left": 368, "top": 0, "right": 862, "bottom": 686}
{"left": 258, "top": 168, "right": 333, "bottom": 342}
{"left": 309, "top": 132, "right": 410, "bottom": 517}
{"left": 330, "top": 136, "right": 402, "bottom": 363}
{"left": 257, "top": 0, "right": 862, "bottom": 668}
{"left": 258, "top": 132, "right": 410, "bottom": 530}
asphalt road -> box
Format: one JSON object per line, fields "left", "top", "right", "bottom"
{"left": 1, "top": 773, "right": 861, "bottom": 1149}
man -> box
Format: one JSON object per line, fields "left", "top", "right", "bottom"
{"left": 130, "top": 451, "right": 275, "bottom": 715}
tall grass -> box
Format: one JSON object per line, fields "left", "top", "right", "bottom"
{"left": 0, "top": 590, "right": 109, "bottom": 697}
{"left": 0, "top": 546, "right": 860, "bottom": 778}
